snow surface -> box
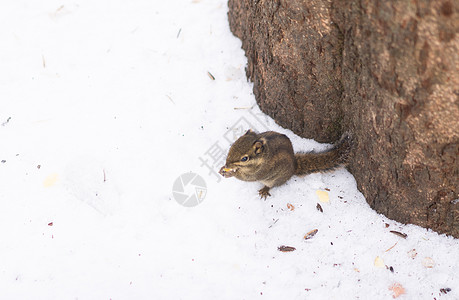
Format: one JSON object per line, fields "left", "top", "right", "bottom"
{"left": 1, "top": 0, "right": 458, "bottom": 299}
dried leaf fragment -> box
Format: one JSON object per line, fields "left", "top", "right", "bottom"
{"left": 278, "top": 245, "right": 296, "bottom": 252}
{"left": 390, "top": 230, "right": 407, "bottom": 239}
{"left": 389, "top": 283, "right": 406, "bottom": 298}
{"left": 287, "top": 203, "right": 295, "bottom": 211}
{"left": 374, "top": 256, "right": 385, "bottom": 268}
{"left": 304, "top": 229, "right": 318, "bottom": 240}
{"left": 316, "top": 203, "right": 323, "bottom": 212}
{"left": 316, "top": 190, "right": 329, "bottom": 203}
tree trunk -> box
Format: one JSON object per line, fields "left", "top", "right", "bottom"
{"left": 228, "top": 0, "right": 459, "bottom": 237}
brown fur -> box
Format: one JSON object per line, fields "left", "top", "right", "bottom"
{"left": 219, "top": 130, "right": 351, "bottom": 198}
{"left": 295, "top": 132, "right": 351, "bottom": 175}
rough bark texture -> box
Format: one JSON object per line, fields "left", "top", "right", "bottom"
{"left": 228, "top": 0, "right": 459, "bottom": 237}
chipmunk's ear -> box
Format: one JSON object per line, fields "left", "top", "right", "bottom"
{"left": 253, "top": 140, "right": 264, "bottom": 154}
{"left": 244, "top": 129, "right": 255, "bottom": 135}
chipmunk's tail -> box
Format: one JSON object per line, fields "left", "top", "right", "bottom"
{"left": 294, "top": 132, "right": 352, "bottom": 176}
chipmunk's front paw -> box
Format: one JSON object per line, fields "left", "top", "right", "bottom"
{"left": 258, "top": 186, "right": 271, "bottom": 200}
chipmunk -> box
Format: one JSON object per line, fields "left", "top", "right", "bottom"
{"left": 219, "top": 130, "right": 351, "bottom": 199}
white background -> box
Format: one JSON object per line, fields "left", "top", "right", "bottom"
{"left": 1, "top": 0, "right": 458, "bottom": 299}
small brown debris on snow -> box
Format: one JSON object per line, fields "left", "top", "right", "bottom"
{"left": 385, "top": 242, "right": 398, "bottom": 252}
{"left": 390, "top": 230, "right": 407, "bottom": 239}
{"left": 207, "top": 71, "right": 215, "bottom": 80}
{"left": 389, "top": 283, "right": 406, "bottom": 298}
{"left": 304, "top": 229, "right": 318, "bottom": 240}
{"left": 316, "top": 203, "right": 323, "bottom": 212}
{"left": 287, "top": 203, "right": 295, "bottom": 211}
{"left": 278, "top": 245, "right": 296, "bottom": 252}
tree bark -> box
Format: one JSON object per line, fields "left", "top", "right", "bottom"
{"left": 228, "top": 0, "right": 459, "bottom": 237}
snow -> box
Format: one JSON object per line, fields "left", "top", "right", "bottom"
{"left": 0, "top": 0, "right": 458, "bottom": 299}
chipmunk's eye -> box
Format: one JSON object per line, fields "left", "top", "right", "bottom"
{"left": 241, "top": 156, "right": 249, "bottom": 162}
